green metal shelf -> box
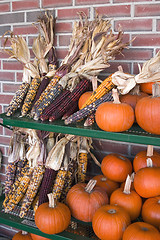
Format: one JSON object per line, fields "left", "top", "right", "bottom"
{"left": 0, "top": 112, "right": 160, "bottom": 146}
{"left": 0, "top": 196, "right": 98, "bottom": 240}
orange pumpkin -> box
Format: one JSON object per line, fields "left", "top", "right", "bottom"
{"left": 66, "top": 180, "right": 109, "bottom": 222}
{"left": 135, "top": 83, "right": 160, "bottom": 135}
{"left": 120, "top": 85, "right": 148, "bottom": 110}
{"left": 92, "top": 204, "right": 131, "bottom": 240}
{"left": 78, "top": 91, "right": 93, "bottom": 109}
{"left": 95, "top": 89, "right": 134, "bottom": 132}
{"left": 34, "top": 193, "right": 71, "bottom": 234}
{"left": 142, "top": 196, "right": 160, "bottom": 229}
{"left": 140, "top": 81, "right": 160, "bottom": 94}
{"left": 134, "top": 159, "right": 160, "bottom": 198}
{"left": 30, "top": 234, "right": 50, "bottom": 240}
{"left": 12, "top": 231, "right": 33, "bottom": 240}
{"left": 110, "top": 175, "right": 142, "bottom": 221}
{"left": 122, "top": 222, "right": 160, "bottom": 240}
{"left": 133, "top": 145, "right": 160, "bottom": 172}
{"left": 101, "top": 153, "right": 133, "bottom": 182}
{"left": 92, "top": 174, "right": 119, "bottom": 196}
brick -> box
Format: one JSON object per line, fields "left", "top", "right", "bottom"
{"left": 135, "top": 4, "right": 160, "bottom": 17}
{"left": 42, "top": 0, "right": 72, "bottom": 7}
{"left": 116, "top": 48, "right": 153, "bottom": 61}
{"left": 3, "top": 83, "right": 21, "bottom": 93}
{"left": 95, "top": 5, "right": 131, "bottom": 17}
{"left": 114, "top": 19, "right": 152, "bottom": 32}
{"left": 4, "top": 127, "right": 12, "bottom": 137}
{"left": 55, "top": 22, "right": 72, "bottom": 33}
{"left": 12, "top": 0, "right": 39, "bottom": 11}
{"left": 0, "top": 12, "right": 24, "bottom": 24}
{"left": 0, "top": 95, "right": 14, "bottom": 104}
{"left": 26, "top": 10, "right": 45, "bottom": 23}
{"left": 103, "top": 61, "right": 131, "bottom": 74}
{"left": 76, "top": 0, "right": 109, "bottom": 4}
{"left": 133, "top": 62, "right": 143, "bottom": 75}
{"left": 0, "top": 174, "right": 6, "bottom": 183}
{"left": 0, "top": 125, "right": 3, "bottom": 135}
{"left": 132, "top": 34, "right": 160, "bottom": 46}
{"left": 0, "top": 25, "right": 11, "bottom": 37}
{"left": 3, "top": 61, "right": 23, "bottom": 71}
{"left": 57, "top": 8, "right": 89, "bottom": 20}
{"left": 1, "top": 164, "right": 6, "bottom": 174}
{"left": 16, "top": 72, "right": 23, "bottom": 82}
{"left": 130, "top": 144, "right": 147, "bottom": 157}
{"left": 56, "top": 48, "right": 69, "bottom": 60}
{"left": 114, "top": 0, "right": 151, "bottom": 2}
{"left": 13, "top": 25, "right": 38, "bottom": 35}
{"left": 0, "top": 52, "right": 11, "bottom": 59}
{"left": 0, "top": 72, "right": 15, "bottom": 81}
{"left": 0, "top": 3, "right": 10, "bottom": 12}
{"left": 0, "top": 135, "right": 10, "bottom": 145}
{"left": 156, "top": 19, "right": 160, "bottom": 31}
{"left": 59, "top": 35, "right": 71, "bottom": 46}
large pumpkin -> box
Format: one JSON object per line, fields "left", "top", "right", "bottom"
{"left": 95, "top": 89, "right": 134, "bottom": 132}
{"left": 110, "top": 175, "right": 142, "bottom": 221}
{"left": 101, "top": 153, "right": 132, "bottom": 182}
{"left": 134, "top": 159, "right": 160, "bottom": 198}
{"left": 12, "top": 231, "right": 33, "bottom": 240}
{"left": 92, "top": 204, "right": 131, "bottom": 240}
{"left": 92, "top": 174, "right": 119, "bottom": 196}
{"left": 30, "top": 234, "right": 50, "bottom": 240}
{"left": 120, "top": 85, "right": 148, "bottom": 110}
{"left": 122, "top": 222, "right": 160, "bottom": 240}
{"left": 140, "top": 81, "right": 160, "bottom": 94}
{"left": 142, "top": 196, "right": 160, "bottom": 229}
{"left": 133, "top": 145, "right": 160, "bottom": 172}
{"left": 66, "top": 180, "right": 109, "bottom": 222}
{"left": 35, "top": 193, "right": 71, "bottom": 234}
{"left": 135, "top": 83, "right": 160, "bottom": 135}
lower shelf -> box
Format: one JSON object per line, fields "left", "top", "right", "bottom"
{"left": 0, "top": 196, "right": 98, "bottom": 240}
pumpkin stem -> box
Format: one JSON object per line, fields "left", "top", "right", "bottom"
{"left": 85, "top": 179, "right": 97, "bottom": 193}
{"left": 101, "top": 177, "right": 107, "bottom": 182}
{"left": 158, "top": 200, "right": 160, "bottom": 204}
{"left": 48, "top": 193, "right": 56, "bottom": 208}
{"left": 146, "top": 158, "right": 153, "bottom": 167}
{"left": 152, "top": 83, "right": 160, "bottom": 97}
{"left": 108, "top": 209, "right": 116, "bottom": 214}
{"left": 130, "top": 172, "right": 135, "bottom": 182}
{"left": 147, "top": 145, "right": 153, "bottom": 157}
{"left": 22, "top": 231, "right": 28, "bottom": 235}
{"left": 112, "top": 88, "right": 121, "bottom": 104}
{"left": 123, "top": 175, "right": 132, "bottom": 194}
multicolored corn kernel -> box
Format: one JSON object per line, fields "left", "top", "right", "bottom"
{"left": 5, "top": 162, "right": 16, "bottom": 197}
{"left": 78, "top": 152, "right": 88, "bottom": 183}
{"left": 52, "top": 169, "right": 67, "bottom": 201}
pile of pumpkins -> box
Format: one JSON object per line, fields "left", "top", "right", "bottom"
{"left": 13, "top": 145, "right": 160, "bottom": 240}
{"left": 95, "top": 81, "right": 160, "bottom": 135}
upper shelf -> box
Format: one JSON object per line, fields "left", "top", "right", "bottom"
{"left": 0, "top": 112, "right": 160, "bottom": 146}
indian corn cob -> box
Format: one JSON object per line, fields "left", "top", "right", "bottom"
{"left": 52, "top": 168, "right": 67, "bottom": 201}
{"left": 84, "top": 113, "right": 95, "bottom": 126}
{"left": 21, "top": 78, "right": 41, "bottom": 116}
{"left": 19, "top": 165, "right": 45, "bottom": 218}
{"left": 5, "top": 162, "right": 16, "bottom": 197}
{"left": 15, "top": 158, "right": 28, "bottom": 182}
{"left": 32, "top": 194, "right": 39, "bottom": 213}
{"left": 80, "top": 74, "right": 114, "bottom": 109}
{"left": 78, "top": 152, "right": 88, "bottom": 183}
{"left": 62, "top": 102, "right": 78, "bottom": 120}
{"left": 6, "top": 82, "right": 30, "bottom": 116}
{"left": 4, "top": 167, "right": 33, "bottom": 213}
{"left": 65, "top": 91, "right": 113, "bottom": 125}
{"left": 49, "top": 79, "right": 91, "bottom": 122}
{"left": 38, "top": 168, "right": 57, "bottom": 206}
{"left": 40, "top": 89, "right": 71, "bottom": 121}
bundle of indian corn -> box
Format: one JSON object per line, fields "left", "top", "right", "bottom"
{"left": 3, "top": 11, "right": 57, "bottom": 117}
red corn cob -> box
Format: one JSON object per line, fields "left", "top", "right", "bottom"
{"left": 38, "top": 168, "right": 57, "bottom": 206}
{"left": 49, "top": 79, "right": 91, "bottom": 122}
{"left": 40, "top": 90, "right": 71, "bottom": 121}
{"left": 65, "top": 91, "right": 113, "bottom": 125}
{"left": 62, "top": 102, "right": 78, "bottom": 120}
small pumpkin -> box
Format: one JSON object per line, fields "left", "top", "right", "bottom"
{"left": 30, "top": 234, "right": 50, "bottom": 240}
{"left": 66, "top": 179, "right": 109, "bottom": 222}
{"left": 92, "top": 174, "right": 119, "bottom": 196}
{"left": 140, "top": 81, "right": 160, "bottom": 94}
{"left": 110, "top": 175, "right": 142, "bottom": 221}
{"left": 95, "top": 88, "right": 134, "bottom": 132}
{"left": 34, "top": 193, "right": 71, "bottom": 234}
{"left": 78, "top": 91, "right": 93, "bottom": 109}
{"left": 120, "top": 85, "right": 148, "bottom": 110}
{"left": 135, "top": 83, "right": 160, "bottom": 135}
{"left": 92, "top": 204, "right": 131, "bottom": 240}
{"left": 134, "top": 158, "right": 160, "bottom": 198}
{"left": 12, "top": 231, "right": 33, "bottom": 240}
{"left": 133, "top": 145, "right": 160, "bottom": 172}
{"left": 122, "top": 222, "right": 160, "bottom": 240}
{"left": 101, "top": 153, "right": 133, "bottom": 182}
{"left": 142, "top": 196, "right": 160, "bottom": 229}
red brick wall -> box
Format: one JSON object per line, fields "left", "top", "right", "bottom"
{"left": 0, "top": 3, "right": 160, "bottom": 235}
